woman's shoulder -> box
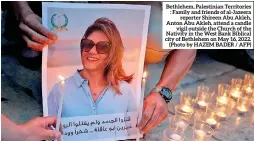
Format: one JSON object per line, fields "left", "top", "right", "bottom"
{"left": 119, "top": 80, "right": 131, "bottom": 86}
{"left": 118, "top": 80, "right": 132, "bottom": 91}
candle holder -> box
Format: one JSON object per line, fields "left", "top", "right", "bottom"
{"left": 196, "top": 92, "right": 209, "bottom": 110}
{"left": 217, "top": 84, "right": 231, "bottom": 105}
{"left": 194, "top": 109, "right": 219, "bottom": 129}
{"left": 213, "top": 102, "right": 233, "bottom": 121}
{"left": 216, "top": 97, "right": 235, "bottom": 114}
{"left": 218, "top": 84, "right": 231, "bottom": 97}
{"left": 230, "top": 78, "right": 243, "bottom": 101}
{"left": 208, "top": 100, "right": 235, "bottom": 122}
{"left": 175, "top": 104, "right": 194, "bottom": 120}
{"left": 177, "top": 91, "right": 196, "bottom": 118}
{"left": 192, "top": 123, "right": 214, "bottom": 141}
{"left": 193, "top": 111, "right": 204, "bottom": 125}
{"left": 244, "top": 74, "right": 254, "bottom": 85}
{"left": 204, "top": 108, "right": 219, "bottom": 128}
{"left": 216, "top": 95, "right": 229, "bottom": 106}
{"left": 163, "top": 128, "right": 185, "bottom": 141}
{"left": 242, "top": 74, "right": 254, "bottom": 98}
{"left": 251, "top": 95, "right": 254, "bottom": 109}
{"left": 231, "top": 78, "right": 244, "bottom": 87}
{"left": 169, "top": 115, "right": 189, "bottom": 131}
{"left": 216, "top": 92, "right": 236, "bottom": 110}
{"left": 236, "top": 97, "right": 251, "bottom": 115}
{"left": 230, "top": 87, "right": 242, "bottom": 101}
{"left": 196, "top": 89, "right": 215, "bottom": 110}
{"left": 197, "top": 86, "right": 210, "bottom": 97}
{"left": 180, "top": 91, "right": 196, "bottom": 107}
{"left": 242, "top": 85, "right": 253, "bottom": 99}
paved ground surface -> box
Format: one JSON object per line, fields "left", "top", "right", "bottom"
{"left": 143, "top": 56, "right": 254, "bottom": 141}
{"left": 2, "top": 11, "right": 254, "bottom": 141}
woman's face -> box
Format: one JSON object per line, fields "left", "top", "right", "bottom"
{"left": 81, "top": 31, "right": 110, "bottom": 71}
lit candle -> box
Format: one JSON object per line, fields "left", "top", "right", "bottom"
{"left": 246, "top": 87, "right": 253, "bottom": 94}
{"left": 236, "top": 105, "right": 248, "bottom": 114}
{"left": 181, "top": 105, "right": 194, "bottom": 113}
{"left": 217, "top": 96, "right": 228, "bottom": 105}
{"left": 143, "top": 71, "right": 147, "bottom": 79}
{"left": 231, "top": 90, "right": 240, "bottom": 100}
{"left": 216, "top": 111, "right": 226, "bottom": 121}
{"left": 197, "top": 100, "right": 207, "bottom": 109}
{"left": 138, "top": 71, "right": 147, "bottom": 137}
{"left": 194, "top": 130, "right": 207, "bottom": 139}
{"left": 56, "top": 75, "right": 65, "bottom": 131}
{"left": 175, "top": 121, "right": 188, "bottom": 129}
{"left": 169, "top": 134, "right": 182, "bottom": 140}
{"left": 206, "top": 118, "right": 217, "bottom": 127}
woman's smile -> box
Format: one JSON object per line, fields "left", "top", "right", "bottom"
{"left": 87, "top": 56, "right": 99, "bottom": 61}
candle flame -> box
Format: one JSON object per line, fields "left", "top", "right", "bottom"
{"left": 246, "top": 87, "right": 252, "bottom": 93}
{"left": 198, "top": 101, "right": 207, "bottom": 107}
{"left": 143, "top": 71, "right": 147, "bottom": 79}
{"left": 58, "top": 75, "right": 65, "bottom": 87}
{"left": 58, "top": 75, "right": 65, "bottom": 81}
{"left": 217, "top": 111, "right": 226, "bottom": 118}
{"left": 236, "top": 117, "right": 241, "bottom": 125}
{"left": 206, "top": 118, "right": 217, "bottom": 125}
{"left": 232, "top": 90, "right": 240, "bottom": 98}
{"left": 181, "top": 105, "right": 193, "bottom": 113}
{"left": 218, "top": 96, "right": 228, "bottom": 105}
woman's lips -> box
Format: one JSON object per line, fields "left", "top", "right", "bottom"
{"left": 87, "top": 57, "right": 99, "bottom": 61}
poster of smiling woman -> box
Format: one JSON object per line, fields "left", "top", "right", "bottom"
{"left": 42, "top": 2, "right": 150, "bottom": 141}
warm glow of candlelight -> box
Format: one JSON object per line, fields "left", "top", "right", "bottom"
{"left": 206, "top": 118, "right": 217, "bottom": 126}
{"left": 231, "top": 90, "right": 240, "bottom": 99}
{"left": 195, "top": 130, "right": 207, "bottom": 138}
{"left": 217, "top": 112, "right": 226, "bottom": 118}
{"left": 197, "top": 101, "right": 207, "bottom": 108}
{"left": 181, "top": 105, "right": 193, "bottom": 113}
{"left": 169, "top": 134, "right": 182, "bottom": 140}
{"left": 237, "top": 106, "right": 247, "bottom": 113}
{"left": 175, "top": 121, "right": 187, "bottom": 129}
{"left": 58, "top": 75, "right": 65, "bottom": 80}
{"left": 216, "top": 111, "right": 226, "bottom": 121}
{"left": 58, "top": 75, "right": 65, "bottom": 87}
{"left": 222, "top": 92, "right": 227, "bottom": 97}
{"left": 217, "top": 96, "right": 228, "bottom": 105}
{"left": 142, "top": 71, "right": 147, "bottom": 79}
{"left": 246, "top": 87, "right": 253, "bottom": 93}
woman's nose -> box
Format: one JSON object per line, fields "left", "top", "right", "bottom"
{"left": 88, "top": 45, "right": 98, "bottom": 54}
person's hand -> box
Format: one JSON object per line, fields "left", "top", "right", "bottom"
{"left": 138, "top": 92, "right": 168, "bottom": 134}
{"left": 18, "top": 116, "right": 61, "bottom": 141}
{"left": 18, "top": 9, "right": 57, "bottom": 51}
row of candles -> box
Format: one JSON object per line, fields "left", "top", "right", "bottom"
{"left": 164, "top": 73, "right": 254, "bottom": 141}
